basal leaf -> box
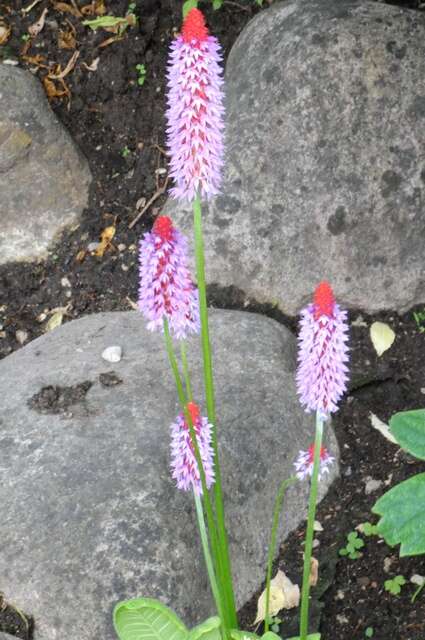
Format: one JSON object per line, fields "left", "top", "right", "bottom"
{"left": 182, "top": 0, "right": 198, "bottom": 18}
{"left": 114, "top": 598, "right": 188, "bottom": 640}
{"left": 188, "top": 617, "right": 221, "bottom": 640}
{"left": 372, "top": 473, "right": 425, "bottom": 556}
{"left": 390, "top": 409, "right": 425, "bottom": 460}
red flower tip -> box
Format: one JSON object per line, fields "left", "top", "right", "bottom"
{"left": 313, "top": 281, "right": 335, "bottom": 319}
{"left": 182, "top": 8, "right": 209, "bottom": 43}
{"left": 152, "top": 216, "right": 174, "bottom": 242}
{"left": 187, "top": 402, "right": 200, "bottom": 424}
{"left": 308, "top": 444, "right": 327, "bottom": 463}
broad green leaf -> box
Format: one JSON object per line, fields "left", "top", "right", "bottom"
{"left": 285, "top": 635, "right": 320, "bottom": 640}
{"left": 370, "top": 322, "right": 395, "bottom": 357}
{"left": 390, "top": 409, "right": 425, "bottom": 460}
{"left": 188, "top": 617, "right": 221, "bottom": 640}
{"left": 82, "top": 16, "right": 130, "bottom": 30}
{"left": 114, "top": 597, "right": 188, "bottom": 640}
{"left": 372, "top": 473, "right": 425, "bottom": 556}
{"left": 262, "top": 632, "right": 281, "bottom": 640}
{"left": 231, "top": 631, "right": 260, "bottom": 640}
{"left": 183, "top": 0, "right": 198, "bottom": 18}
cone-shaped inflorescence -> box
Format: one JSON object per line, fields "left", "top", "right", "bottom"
{"left": 170, "top": 402, "right": 215, "bottom": 495}
{"left": 138, "top": 215, "right": 200, "bottom": 339}
{"left": 166, "top": 8, "right": 225, "bottom": 202}
{"left": 294, "top": 444, "right": 334, "bottom": 481}
{"left": 296, "top": 281, "right": 349, "bottom": 420}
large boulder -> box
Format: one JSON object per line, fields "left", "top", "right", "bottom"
{"left": 168, "top": 0, "right": 425, "bottom": 315}
{"left": 0, "top": 66, "right": 91, "bottom": 264}
{"left": 0, "top": 310, "right": 338, "bottom": 640}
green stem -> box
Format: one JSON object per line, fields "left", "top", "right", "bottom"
{"left": 299, "top": 413, "right": 324, "bottom": 640}
{"left": 194, "top": 492, "right": 225, "bottom": 625}
{"left": 163, "top": 318, "right": 227, "bottom": 632}
{"left": 193, "top": 195, "right": 238, "bottom": 629}
{"left": 264, "top": 476, "right": 297, "bottom": 633}
{"left": 180, "top": 341, "right": 193, "bottom": 402}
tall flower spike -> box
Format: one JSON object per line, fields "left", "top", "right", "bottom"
{"left": 296, "top": 281, "right": 349, "bottom": 420}
{"left": 165, "top": 8, "right": 225, "bottom": 202}
{"left": 170, "top": 402, "right": 215, "bottom": 495}
{"left": 138, "top": 215, "right": 200, "bottom": 339}
{"left": 294, "top": 444, "right": 334, "bottom": 481}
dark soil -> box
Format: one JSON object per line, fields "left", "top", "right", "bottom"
{"left": 1, "top": 0, "right": 425, "bottom": 639}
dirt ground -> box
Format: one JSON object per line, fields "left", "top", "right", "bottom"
{"left": 1, "top": 0, "right": 425, "bottom": 639}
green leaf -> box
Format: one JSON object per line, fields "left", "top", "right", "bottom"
{"left": 231, "top": 632, "right": 260, "bottom": 640}
{"left": 262, "top": 633, "right": 281, "bottom": 640}
{"left": 183, "top": 0, "right": 198, "bottom": 18}
{"left": 285, "top": 635, "right": 321, "bottom": 640}
{"left": 188, "top": 618, "right": 221, "bottom": 640}
{"left": 114, "top": 598, "right": 189, "bottom": 640}
{"left": 373, "top": 473, "right": 425, "bottom": 556}
{"left": 365, "top": 627, "right": 374, "bottom": 638}
{"left": 212, "top": 0, "right": 223, "bottom": 9}
{"left": 390, "top": 409, "right": 425, "bottom": 460}
{"left": 82, "top": 16, "right": 129, "bottom": 30}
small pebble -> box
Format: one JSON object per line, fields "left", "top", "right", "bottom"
{"left": 16, "top": 330, "right": 28, "bottom": 345}
{"left": 336, "top": 615, "right": 349, "bottom": 625}
{"left": 410, "top": 574, "right": 425, "bottom": 586}
{"left": 102, "top": 346, "right": 122, "bottom": 363}
{"left": 312, "top": 539, "right": 320, "bottom": 549}
{"left": 88, "top": 241, "right": 100, "bottom": 252}
{"left": 121, "top": 264, "right": 129, "bottom": 272}
{"left": 383, "top": 557, "right": 393, "bottom": 573}
{"left": 335, "top": 590, "right": 345, "bottom": 600}
{"left": 118, "top": 243, "right": 126, "bottom": 252}
{"left": 365, "top": 477, "right": 383, "bottom": 495}
{"left": 61, "top": 277, "right": 71, "bottom": 288}
{"left": 357, "top": 576, "right": 370, "bottom": 587}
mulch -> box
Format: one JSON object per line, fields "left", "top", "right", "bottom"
{"left": 1, "top": 1, "right": 425, "bottom": 639}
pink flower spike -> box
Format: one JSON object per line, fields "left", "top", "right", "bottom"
{"left": 296, "top": 281, "right": 349, "bottom": 420}
{"left": 165, "top": 8, "right": 225, "bottom": 202}
{"left": 170, "top": 402, "right": 215, "bottom": 495}
{"left": 294, "top": 444, "right": 334, "bottom": 481}
{"left": 138, "top": 215, "right": 200, "bottom": 340}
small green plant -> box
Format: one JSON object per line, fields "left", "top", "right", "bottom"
{"left": 384, "top": 575, "right": 406, "bottom": 596}
{"left": 21, "top": 33, "right": 30, "bottom": 42}
{"left": 127, "top": 2, "right": 137, "bottom": 15}
{"left": 364, "top": 628, "right": 374, "bottom": 638}
{"left": 411, "top": 579, "right": 425, "bottom": 603}
{"left": 359, "top": 522, "right": 379, "bottom": 537}
{"left": 413, "top": 309, "right": 425, "bottom": 333}
{"left": 136, "top": 63, "right": 147, "bottom": 86}
{"left": 339, "top": 531, "right": 364, "bottom": 560}
{"left": 265, "top": 616, "right": 281, "bottom": 634}
{"left": 121, "top": 146, "right": 131, "bottom": 158}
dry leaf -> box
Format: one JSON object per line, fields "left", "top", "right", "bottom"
{"left": 313, "top": 520, "right": 323, "bottom": 532}
{"left": 82, "top": 56, "right": 99, "bottom": 71}
{"left": 43, "top": 76, "right": 68, "bottom": 100}
{"left": 22, "top": 0, "right": 43, "bottom": 14}
{"left": 45, "top": 310, "right": 64, "bottom": 332}
{"left": 0, "top": 19, "right": 12, "bottom": 45}
{"left": 22, "top": 53, "right": 48, "bottom": 67}
{"left": 49, "top": 50, "right": 79, "bottom": 79}
{"left": 28, "top": 7, "right": 48, "bottom": 36}
{"left": 309, "top": 557, "right": 319, "bottom": 587}
{"left": 98, "top": 34, "right": 124, "bottom": 48}
{"left": 126, "top": 296, "right": 138, "bottom": 311}
{"left": 75, "top": 249, "right": 87, "bottom": 262}
{"left": 370, "top": 321, "right": 395, "bottom": 357}
{"left": 52, "top": 1, "right": 82, "bottom": 17}
{"left": 58, "top": 28, "right": 76, "bottom": 49}
{"left": 369, "top": 412, "right": 398, "bottom": 445}
{"left": 95, "top": 224, "right": 116, "bottom": 257}
{"left": 81, "top": 0, "right": 106, "bottom": 15}
{"left": 254, "top": 570, "right": 300, "bottom": 625}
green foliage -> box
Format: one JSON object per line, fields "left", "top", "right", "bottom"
{"left": 136, "top": 64, "right": 147, "bottom": 86}
{"left": 384, "top": 575, "right": 406, "bottom": 596}
{"left": 285, "top": 635, "right": 320, "bottom": 640}
{"left": 361, "top": 522, "right": 379, "bottom": 537}
{"left": 365, "top": 628, "right": 374, "bottom": 638}
{"left": 265, "top": 616, "right": 281, "bottom": 634}
{"left": 389, "top": 409, "right": 425, "bottom": 460}
{"left": 114, "top": 598, "right": 189, "bottom": 640}
{"left": 121, "top": 146, "right": 131, "bottom": 158}
{"left": 372, "top": 408, "right": 425, "bottom": 556}
{"left": 183, "top": 0, "right": 198, "bottom": 17}
{"left": 212, "top": 0, "right": 223, "bottom": 9}
{"left": 339, "top": 531, "right": 365, "bottom": 559}
{"left": 188, "top": 617, "right": 221, "bottom": 640}
{"left": 413, "top": 309, "right": 425, "bottom": 333}
{"left": 21, "top": 33, "right": 30, "bottom": 42}
{"left": 127, "top": 2, "right": 137, "bottom": 15}
{"left": 411, "top": 580, "right": 425, "bottom": 603}
{"left": 230, "top": 631, "right": 259, "bottom": 640}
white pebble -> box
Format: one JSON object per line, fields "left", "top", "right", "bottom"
{"left": 16, "top": 330, "right": 28, "bottom": 345}
{"left": 61, "top": 277, "right": 71, "bottom": 288}
{"left": 102, "top": 346, "right": 122, "bottom": 363}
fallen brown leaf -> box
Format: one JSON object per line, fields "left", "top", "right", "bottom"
{"left": 95, "top": 224, "right": 116, "bottom": 257}
{"left": 21, "top": 53, "right": 48, "bottom": 68}
{"left": 98, "top": 34, "right": 124, "bottom": 48}
{"left": 58, "top": 28, "right": 76, "bottom": 49}
{"left": 49, "top": 50, "right": 79, "bottom": 78}
{"left": 28, "top": 7, "right": 48, "bottom": 36}
{"left": 82, "top": 56, "right": 99, "bottom": 71}
{"left": 81, "top": 0, "right": 106, "bottom": 16}
{"left": 22, "top": 0, "right": 43, "bottom": 14}
{"left": 0, "top": 19, "right": 11, "bottom": 45}
{"left": 43, "top": 76, "right": 69, "bottom": 100}
{"left": 52, "top": 1, "right": 82, "bottom": 17}
{"left": 309, "top": 557, "right": 319, "bottom": 587}
{"left": 75, "top": 249, "right": 87, "bottom": 262}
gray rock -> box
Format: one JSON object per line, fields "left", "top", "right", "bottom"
{"left": 0, "top": 310, "right": 338, "bottom": 639}
{"left": 167, "top": 0, "right": 425, "bottom": 315}
{"left": 0, "top": 65, "right": 91, "bottom": 264}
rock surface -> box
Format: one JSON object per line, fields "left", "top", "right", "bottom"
{"left": 0, "top": 65, "right": 91, "bottom": 264}
{"left": 0, "top": 310, "right": 338, "bottom": 640}
{"left": 167, "top": 0, "right": 425, "bottom": 315}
